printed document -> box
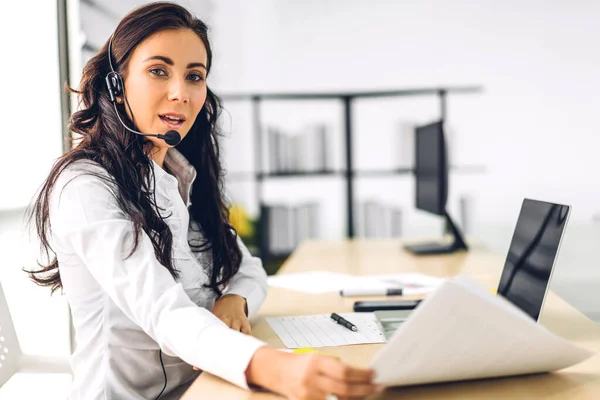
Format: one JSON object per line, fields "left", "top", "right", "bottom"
{"left": 370, "top": 276, "right": 593, "bottom": 387}
{"left": 266, "top": 313, "right": 386, "bottom": 348}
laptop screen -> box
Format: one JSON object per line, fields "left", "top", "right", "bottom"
{"left": 497, "top": 198, "right": 570, "bottom": 321}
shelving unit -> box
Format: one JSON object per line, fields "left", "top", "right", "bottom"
{"left": 221, "top": 86, "right": 483, "bottom": 261}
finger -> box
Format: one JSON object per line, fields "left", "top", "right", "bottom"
{"left": 318, "top": 357, "right": 375, "bottom": 383}
{"left": 230, "top": 319, "right": 242, "bottom": 332}
{"left": 192, "top": 366, "right": 200, "bottom": 371}
{"left": 316, "top": 375, "right": 377, "bottom": 398}
{"left": 241, "top": 319, "right": 252, "bottom": 335}
{"left": 219, "top": 317, "right": 232, "bottom": 328}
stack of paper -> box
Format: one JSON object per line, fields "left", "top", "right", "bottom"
{"left": 370, "top": 276, "right": 594, "bottom": 387}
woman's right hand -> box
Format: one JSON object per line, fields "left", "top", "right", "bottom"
{"left": 245, "top": 347, "right": 381, "bottom": 400}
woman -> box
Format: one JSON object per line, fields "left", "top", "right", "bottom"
{"left": 27, "top": 2, "right": 379, "bottom": 399}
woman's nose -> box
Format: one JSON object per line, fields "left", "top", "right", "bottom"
{"left": 168, "top": 76, "right": 189, "bottom": 103}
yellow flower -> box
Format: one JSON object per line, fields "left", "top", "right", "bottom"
{"left": 229, "top": 204, "right": 253, "bottom": 238}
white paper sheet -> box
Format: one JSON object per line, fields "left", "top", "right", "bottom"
{"left": 267, "top": 271, "right": 356, "bottom": 293}
{"left": 266, "top": 313, "right": 386, "bottom": 348}
{"left": 370, "top": 275, "right": 594, "bottom": 387}
{"left": 267, "top": 271, "right": 443, "bottom": 295}
{"left": 341, "top": 273, "right": 443, "bottom": 295}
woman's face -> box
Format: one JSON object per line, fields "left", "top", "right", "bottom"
{"left": 122, "top": 28, "right": 208, "bottom": 149}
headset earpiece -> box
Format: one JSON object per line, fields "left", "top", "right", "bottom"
{"left": 105, "top": 33, "right": 124, "bottom": 103}
{"left": 105, "top": 71, "right": 123, "bottom": 103}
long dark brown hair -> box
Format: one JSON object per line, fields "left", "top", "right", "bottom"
{"left": 25, "top": 2, "right": 241, "bottom": 296}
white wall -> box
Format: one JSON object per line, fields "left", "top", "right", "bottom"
{"left": 214, "top": 0, "right": 600, "bottom": 241}
{"left": 0, "top": 0, "right": 69, "bottom": 359}
{"left": 0, "top": 0, "right": 63, "bottom": 210}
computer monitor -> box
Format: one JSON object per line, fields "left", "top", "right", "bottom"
{"left": 497, "top": 198, "right": 571, "bottom": 321}
{"left": 404, "top": 120, "right": 468, "bottom": 255}
{"left": 415, "top": 121, "right": 447, "bottom": 216}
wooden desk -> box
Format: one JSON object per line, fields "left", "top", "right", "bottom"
{"left": 183, "top": 240, "right": 600, "bottom": 399}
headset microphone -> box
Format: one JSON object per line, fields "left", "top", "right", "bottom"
{"left": 109, "top": 101, "right": 182, "bottom": 146}
{"left": 157, "top": 130, "right": 181, "bottom": 146}
{"left": 105, "top": 35, "right": 182, "bottom": 147}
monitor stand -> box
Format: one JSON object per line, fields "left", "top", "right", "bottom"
{"left": 404, "top": 211, "right": 468, "bottom": 255}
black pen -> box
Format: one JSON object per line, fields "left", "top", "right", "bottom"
{"left": 330, "top": 313, "right": 358, "bottom": 332}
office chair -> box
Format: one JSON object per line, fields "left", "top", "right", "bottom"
{"left": 0, "top": 280, "right": 20, "bottom": 387}
{"left": 0, "top": 280, "right": 71, "bottom": 396}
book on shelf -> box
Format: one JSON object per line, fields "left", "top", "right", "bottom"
{"left": 396, "top": 120, "right": 416, "bottom": 170}
{"left": 265, "top": 124, "right": 332, "bottom": 174}
{"left": 259, "top": 202, "right": 320, "bottom": 257}
{"left": 358, "top": 200, "right": 403, "bottom": 239}
{"left": 459, "top": 195, "right": 472, "bottom": 235}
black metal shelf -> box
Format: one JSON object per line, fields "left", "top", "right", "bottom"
{"left": 354, "top": 165, "right": 487, "bottom": 177}
{"left": 225, "top": 165, "right": 486, "bottom": 181}
{"left": 259, "top": 170, "right": 344, "bottom": 179}
{"left": 226, "top": 170, "right": 344, "bottom": 181}
{"left": 221, "top": 86, "right": 484, "bottom": 261}
{"left": 220, "top": 86, "right": 482, "bottom": 101}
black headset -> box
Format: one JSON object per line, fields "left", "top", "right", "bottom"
{"left": 105, "top": 34, "right": 181, "bottom": 146}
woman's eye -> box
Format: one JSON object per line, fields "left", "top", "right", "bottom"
{"left": 150, "top": 68, "right": 167, "bottom": 76}
{"left": 188, "top": 73, "right": 204, "bottom": 82}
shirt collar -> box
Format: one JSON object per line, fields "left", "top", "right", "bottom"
{"left": 150, "top": 158, "right": 168, "bottom": 182}
{"left": 163, "top": 148, "right": 197, "bottom": 206}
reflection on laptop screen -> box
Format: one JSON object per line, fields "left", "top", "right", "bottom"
{"left": 497, "top": 198, "right": 570, "bottom": 321}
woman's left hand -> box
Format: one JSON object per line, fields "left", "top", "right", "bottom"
{"left": 212, "top": 294, "right": 251, "bottom": 334}
{"left": 193, "top": 295, "right": 251, "bottom": 370}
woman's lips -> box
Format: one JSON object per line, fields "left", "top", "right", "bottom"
{"left": 159, "top": 116, "right": 184, "bottom": 129}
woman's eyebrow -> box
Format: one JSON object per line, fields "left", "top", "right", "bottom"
{"left": 143, "top": 55, "right": 207, "bottom": 70}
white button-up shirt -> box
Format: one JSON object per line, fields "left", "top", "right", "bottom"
{"left": 49, "top": 149, "right": 267, "bottom": 399}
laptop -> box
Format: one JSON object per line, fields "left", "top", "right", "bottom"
{"left": 376, "top": 198, "right": 571, "bottom": 338}
{"left": 496, "top": 198, "right": 570, "bottom": 321}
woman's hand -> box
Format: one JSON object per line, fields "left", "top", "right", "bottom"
{"left": 212, "top": 294, "right": 251, "bottom": 334}
{"left": 246, "top": 347, "right": 381, "bottom": 400}
{"left": 193, "top": 294, "right": 251, "bottom": 371}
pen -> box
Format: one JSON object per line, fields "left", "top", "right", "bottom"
{"left": 330, "top": 313, "right": 358, "bottom": 332}
{"left": 339, "top": 287, "right": 404, "bottom": 297}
